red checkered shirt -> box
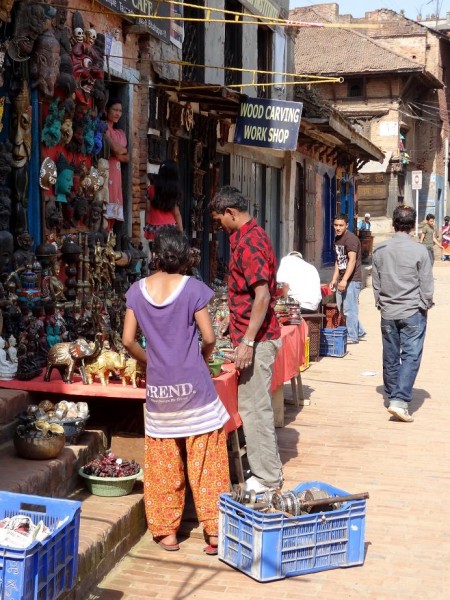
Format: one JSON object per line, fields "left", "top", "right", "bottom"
{"left": 227, "top": 218, "right": 280, "bottom": 346}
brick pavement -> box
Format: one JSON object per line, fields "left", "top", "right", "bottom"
{"left": 89, "top": 262, "right": 450, "bottom": 600}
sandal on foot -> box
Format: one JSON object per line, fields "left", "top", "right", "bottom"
{"left": 203, "top": 544, "right": 218, "bottom": 555}
{"left": 155, "top": 537, "right": 180, "bottom": 551}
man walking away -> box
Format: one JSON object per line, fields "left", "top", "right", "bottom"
{"left": 210, "top": 186, "right": 283, "bottom": 493}
{"left": 330, "top": 213, "right": 366, "bottom": 344}
{"left": 372, "top": 205, "right": 434, "bottom": 423}
{"left": 419, "top": 213, "right": 443, "bottom": 265}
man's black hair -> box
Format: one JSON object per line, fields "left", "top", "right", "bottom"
{"left": 333, "top": 213, "right": 349, "bottom": 224}
{"left": 393, "top": 205, "right": 416, "bottom": 232}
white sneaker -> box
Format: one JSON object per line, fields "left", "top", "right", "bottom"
{"left": 242, "top": 476, "right": 269, "bottom": 494}
{"left": 387, "top": 405, "right": 414, "bottom": 422}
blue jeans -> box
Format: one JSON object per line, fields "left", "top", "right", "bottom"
{"left": 381, "top": 311, "right": 427, "bottom": 407}
{"left": 336, "top": 280, "right": 366, "bottom": 342}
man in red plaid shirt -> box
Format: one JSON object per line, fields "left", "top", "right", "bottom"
{"left": 210, "top": 186, "right": 283, "bottom": 493}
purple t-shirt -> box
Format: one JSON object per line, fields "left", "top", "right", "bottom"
{"left": 125, "top": 276, "right": 229, "bottom": 437}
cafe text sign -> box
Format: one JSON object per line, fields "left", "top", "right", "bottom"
{"left": 234, "top": 98, "right": 303, "bottom": 151}
{"left": 96, "top": 0, "right": 170, "bottom": 43}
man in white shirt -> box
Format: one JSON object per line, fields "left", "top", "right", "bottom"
{"left": 276, "top": 251, "right": 322, "bottom": 313}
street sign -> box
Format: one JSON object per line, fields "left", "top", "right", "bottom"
{"left": 412, "top": 170, "right": 422, "bottom": 190}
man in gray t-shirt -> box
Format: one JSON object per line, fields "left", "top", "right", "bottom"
{"left": 419, "top": 213, "right": 443, "bottom": 265}
{"left": 372, "top": 205, "right": 434, "bottom": 423}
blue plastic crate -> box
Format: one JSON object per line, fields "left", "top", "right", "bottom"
{"left": 319, "top": 326, "right": 348, "bottom": 357}
{"left": 0, "top": 491, "right": 81, "bottom": 600}
{"left": 219, "top": 481, "right": 366, "bottom": 582}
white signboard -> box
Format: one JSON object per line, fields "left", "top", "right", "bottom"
{"left": 379, "top": 121, "right": 398, "bottom": 137}
{"left": 412, "top": 170, "right": 422, "bottom": 190}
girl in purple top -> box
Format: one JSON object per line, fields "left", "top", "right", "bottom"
{"left": 122, "top": 228, "right": 229, "bottom": 555}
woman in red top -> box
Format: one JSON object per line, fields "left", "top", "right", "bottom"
{"left": 144, "top": 161, "right": 183, "bottom": 246}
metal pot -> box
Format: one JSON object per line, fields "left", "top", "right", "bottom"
{"left": 14, "top": 432, "right": 66, "bottom": 460}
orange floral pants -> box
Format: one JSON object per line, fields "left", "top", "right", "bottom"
{"left": 143, "top": 428, "right": 229, "bottom": 538}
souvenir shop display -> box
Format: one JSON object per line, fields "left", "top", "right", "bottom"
{"left": 0, "top": 3, "right": 148, "bottom": 384}
{"left": 18, "top": 400, "right": 90, "bottom": 444}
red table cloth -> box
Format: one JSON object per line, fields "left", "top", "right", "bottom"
{"left": 271, "top": 321, "right": 307, "bottom": 391}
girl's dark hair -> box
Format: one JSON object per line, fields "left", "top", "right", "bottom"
{"left": 151, "top": 160, "right": 182, "bottom": 212}
{"left": 153, "top": 227, "right": 190, "bottom": 274}
{"left": 106, "top": 97, "right": 122, "bottom": 110}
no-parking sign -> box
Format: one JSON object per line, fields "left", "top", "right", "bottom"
{"left": 412, "top": 170, "right": 422, "bottom": 190}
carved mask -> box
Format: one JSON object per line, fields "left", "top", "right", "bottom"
{"left": 0, "top": 189, "right": 11, "bottom": 231}
{"left": 7, "top": 3, "right": 47, "bottom": 62}
{"left": 84, "top": 28, "right": 97, "bottom": 45}
{"left": 55, "top": 169, "right": 74, "bottom": 203}
{"left": 10, "top": 83, "right": 32, "bottom": 169}
{"left": 0, "top": 231, "right": 13, "bottom": 274}
{"left": 73, "top": 27, "right": 84, "bottom": 43}
{"left": 60, "top": 119, "right": 73, "bottom": 145}
{"left": 0, "top": 0, "right": 14, "bottom": 24}
{"left": 71, "top": 45, "right": 103, "bottom": 105}
{"left": 39, "top": 157, "right": 58, "bottom": 190}
{"left": 30, "top": 29, "right": 61, "bottom": 99}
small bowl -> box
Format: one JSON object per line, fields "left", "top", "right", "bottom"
{"left": 208, "top": 358, "right": 224, "bottom": 377}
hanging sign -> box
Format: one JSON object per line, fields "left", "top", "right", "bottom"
{"left": 96, "top": 0, "right": 170, "bottom": 44}
{"left": 412, "top": 170, "right": 422, "bottom": 190}
{"left": 234, "top": 98, "right": 303, "bottom": 150}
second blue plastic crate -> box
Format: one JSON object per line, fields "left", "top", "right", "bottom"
{"left": 0, "top": 491, "right": 81, "bottom": 600}
{"left": 319, "top": 326, "right": 348, "bottom": 357}
{"left": 219, "top": 480, "right": 366, "bottom": 582}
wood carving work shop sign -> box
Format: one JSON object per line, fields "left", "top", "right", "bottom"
{"left": 96, "top": 0, "right": 170, "bottom": 43}
{"left": 234, "top": 98, "right": 303, "bottom": 150}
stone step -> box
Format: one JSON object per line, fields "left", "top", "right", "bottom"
{"left": 0, "top": 389, "right": 31, "bottom": 425}
{"left": 0, "top": 430, "right": 107, "bottom": 498}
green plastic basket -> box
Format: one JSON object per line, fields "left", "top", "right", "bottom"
{"left": 78, "top": 468, "right": 143, "bottom": 497}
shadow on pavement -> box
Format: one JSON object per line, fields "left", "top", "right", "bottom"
{"left": 376, "top": 385, "right": 429, "bottom": 415}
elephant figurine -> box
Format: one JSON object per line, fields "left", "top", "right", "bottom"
{"left": 44, "top": 332, "right": 103, "bottom": 384}
{"left": 84, "top": 349, "right": 126, "bottom": 385}
{"left": 119, "top": 357, "right": 145, "bottom": 388}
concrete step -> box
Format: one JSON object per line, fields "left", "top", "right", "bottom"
{"left": 0, "top": 430, "right": 108, "bottom": 497}
{"left": 60, "top": 486, "right": 146, "bottom": 600}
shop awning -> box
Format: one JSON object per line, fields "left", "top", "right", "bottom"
{"left": 160, "top": 80, "right": 247, "bottom": 118}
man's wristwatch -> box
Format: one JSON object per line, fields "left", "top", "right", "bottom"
{"left": 242, "top": 338, "right": 255, "bottom": 347}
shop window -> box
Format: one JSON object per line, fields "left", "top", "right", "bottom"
{"left": 253, "top": 163, "right": 281, "bottom": 259}
{"left": 348, "top": 78, "right": 364, "bottom": 98}
{"left": 225, "top": 0, "right": 242, "bottom": 86}
{"left": 182, "top": 0, "right": 205, "bottom": 83}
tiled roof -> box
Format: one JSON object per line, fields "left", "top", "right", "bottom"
{"left": 293, "top": 26, "right": 424, "bottom": 75}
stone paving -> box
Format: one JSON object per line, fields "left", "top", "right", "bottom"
{"left": 89, "top": 261, "right": 450, "bottom": 600}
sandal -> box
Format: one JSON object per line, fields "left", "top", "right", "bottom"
{"left": 155, "top": 536, "right": 180, "bottom": 552}
{"left": 203, "top": 544, "right": 218, "bottom": 555}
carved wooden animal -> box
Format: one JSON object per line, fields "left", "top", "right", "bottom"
{"left": 120, "top": 357, "right": 145, "bottom": 388}
{"left": 44, "top": 333, "right": 102, "bottom": 384}
{"left": 84, "top": 349, "right": 125, "bottom": 385}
